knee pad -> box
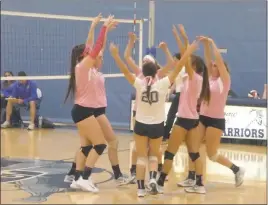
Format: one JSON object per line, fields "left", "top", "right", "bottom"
{"left": 209, "top": 152, "right": 219, "bottom": 162}
{"left": 137, "top": 157, "right": 147, "bottom": 166}
{"left": 164, "top": 151, "right": 175, "bottom": 160}
{"left": 149, "top": 156, "right": 158, "bottom": 163}
{"left": 189, "top": 152, "right": 200, "bottom": 162}
{"left": 81, "top": 145, "right": 93, "bottom": 157}
{"left": 93, "top": 144, "right": 107, "bottom": 155}
{"left": 108, "top": 139, "right": 118, "bottom": 150}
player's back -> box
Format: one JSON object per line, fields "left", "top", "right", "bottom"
{"left": 134, "top": 77, "right": 171, "bottom": 124}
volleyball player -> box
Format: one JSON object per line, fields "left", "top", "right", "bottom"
{"left": 178, "top": 36, "right": 245, "bottom": 190}
{"left": 163, "top": 25, "right": 190, "bottom": 142}
{"left": 110, "top": 39, "right": 198, "bottom": 197}
{"left": 124, "top": 32, "right": 174, "bottom": 183}
{"left": 64, "top": 14, "right": 123, "bottom": 193}
{"left": 64, "top": 15, "right": 128, "bottom": 188}
{"left": 156, "top": 25, "right": 211, "bottom": 195}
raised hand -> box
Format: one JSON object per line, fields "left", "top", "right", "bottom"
{"left": 172, "top": 25, "right": 179, "bottom": 35}
{"left": 188, "top": 40, "right": 199, "bottom": 53}
{"left": 107, "top": 20, "right": 118, "bottom": 32}
{"left": 158, "top": 41, "right": 168, "bottom": 50}
{"left": 128, "top": 32, "right": 137, "bottom": 42}
{"left": 92, "top": 13, "right": 102, "bottom": 27}
{"left": 104, "top": 15, "right": 114, "bottom": 27}
{"left": 178, "top": 24, "right": 187, "bottom": 37}
{"left": 197, "top": 35, "right": 212, "bottom": 43}
{"left": 109, "top": 42, "right": 119, "bottom": 56}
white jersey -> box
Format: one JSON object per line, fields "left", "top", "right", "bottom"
{"left": 134, "top": 76, "right": 171, "bottom": 124}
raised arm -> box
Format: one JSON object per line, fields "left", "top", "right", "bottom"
{"left": 197, "top": 36, "right": 213, "bottom": 76}
{"left": 168, "top": 40, "right": 199, "bottom": 84}
{"left": 110, "top": 43, "right": 135, "bottom": 85}
{"left": 209, "top": 38, "right": 230, "bottom": 83}
{"left": 262, "top": 84, "right": 267, "bottom": 99}
{"left": 81, "top": 15, "right": 116, "bottom": 68}
{"left": 124, "top": 32, "right": 140, "bottom": 75}
{"left": 85, "top": 13, "right": 102, "bottom": 47}
{"left": 101, "top": 19, "right": 118, "bottom": 53}
{"left": 172, "top": 25, "right": 186, "bottom": 55}
{"left": 178, "top": 24, "right": 194, "bottom": 80}
{"left": 157, "top": 42, "right": 175, "bottom": 77}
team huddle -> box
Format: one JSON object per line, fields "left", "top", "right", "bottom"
{"left": 63, "top": 14, "right": 245, "bottom": 197}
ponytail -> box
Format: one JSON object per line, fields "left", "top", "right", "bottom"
{"left": 145, "top": 76, "right": 153, "bottom": 105}
{"left": 64, "top": 55, "right": 76, "bottom": 103}
{"left": 64, "top": 45, "right": 83, "bottom": 103}
{"left": 199, "top": 64, "right": 210, "bottom": 103}
{"left": 146, "top": 85, "right": 152, "bottom": 105}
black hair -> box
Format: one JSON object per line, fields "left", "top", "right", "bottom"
{"left": 173, "top": 53, "right": 181, "bottom": 60}
{"left": 3, "top": 71, "right": 14, "bottom": 88}
{"left": 64, "top": 44, "right": 85, "bottom": 103}
{"left": 191, "top": 55, "right": 210, "bottom": 103}
{"left": 155, "top": 61, "right": 161, "bottom": 70}
{"left": 142, "top": 62, "right": 157, "bottom": 105}
{"left": 18, "top": 71, "right": 27, "bottom": 76}
{"left": 4, "top": 71, "right": 14, "bottom": 76}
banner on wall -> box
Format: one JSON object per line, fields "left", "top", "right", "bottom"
{"left": 129, "top": 100, "right": 267, "bottom": 140}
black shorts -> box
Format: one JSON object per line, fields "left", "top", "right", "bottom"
{"left": 199, "top": 115, "right": 225, "bottom": 131}
{"left": 71, "top": 104, "right": 106, "bottom": 123}
{"left": 175, "top": 117, "right": 199, "bottom": 131}
{"left": 134, "top": 120, "right": 164, "bottom": 139}
{"left": 133, "top": 110, "right": 136, "bottom": 118}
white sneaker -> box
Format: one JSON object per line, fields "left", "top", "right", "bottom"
{"left": 137, "top": 189, "right": 146, "bottom": 197}
{"left": 185, "top": 185, "right": 206, "bottom": 194}
{"left": 128, "top": 173, "right": 137, "bottom": 184}
{"left": 64, "top": 175, "right": 75, "bottom": 183}
{"left": 177, "top": 178, "right": 196, "bottom": 187}
{"left": 1, "top": 121, "right": 11, "bottom": 128}
{"left": 157, "top": 184, "right": 164, "bottom": 194}
{"left": 115, "top": 174, "right": 129, "bottom": 186}
{"left": 27, "top": 123, "right": 35, "bottom": 130}
{"left": 70, "top": 179, "right": 80, "bottom": 189}
{"left": 76, "top": 176, "right": 99, "bottom": 193}
{"left": 235, "top": 167, "right": 245, "bottom": 187}
{"left": 148, "top": 178, "right": 158, "bottom": 195}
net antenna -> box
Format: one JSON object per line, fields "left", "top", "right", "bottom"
{"left": 0, "top": 10, "right": 148, "bottom": 81}
{"left": 133, "top": 1, "right": 138, "bottom": 66}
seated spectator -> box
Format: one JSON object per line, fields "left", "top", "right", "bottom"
{"left": 1, "top": 71, "right": 40, "bottom": 130}
{"left": 248, "top": 90, "right": 261, "bottom": 99}
{"left": 228, "top": 89, "right": 238, "bottom": 98}
{"left": 1, "top": 71, "right": 15, "bottom": 109}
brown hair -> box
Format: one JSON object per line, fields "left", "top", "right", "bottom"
{"left": 64, "top": 44, "right": 85, "bottom": 103}
{"left": 142, "top": 62, "right": 157, "bottom": 105}
{"left": 192, "top": 55, "right": 211, "bottom": 103}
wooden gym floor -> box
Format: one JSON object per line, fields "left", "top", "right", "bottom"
{"left": 1, "top": 128, "right": 266, "bottom": 204}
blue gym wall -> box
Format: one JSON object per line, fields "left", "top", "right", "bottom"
{"left": 1, "top": 0, "right": 267, "bottom": 128}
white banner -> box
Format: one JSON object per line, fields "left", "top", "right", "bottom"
{"left": 129, "top": 100, "right": 267, "bottom": 140}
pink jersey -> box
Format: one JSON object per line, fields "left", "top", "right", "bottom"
{"left": 200, "top": 77, "right": 231, "bottom": 119}
{"left": 74, "top": 65, "right": 107, "bottom": 108}
{"left": 133, "top": 70, "right": 161, "bottom": 111}
{"left": 177, "top": 72, "right": 203, "bottom": 119}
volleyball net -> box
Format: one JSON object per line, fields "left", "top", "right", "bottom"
{"left": 1, "top": 10, "right": 146, "bottom": 81}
